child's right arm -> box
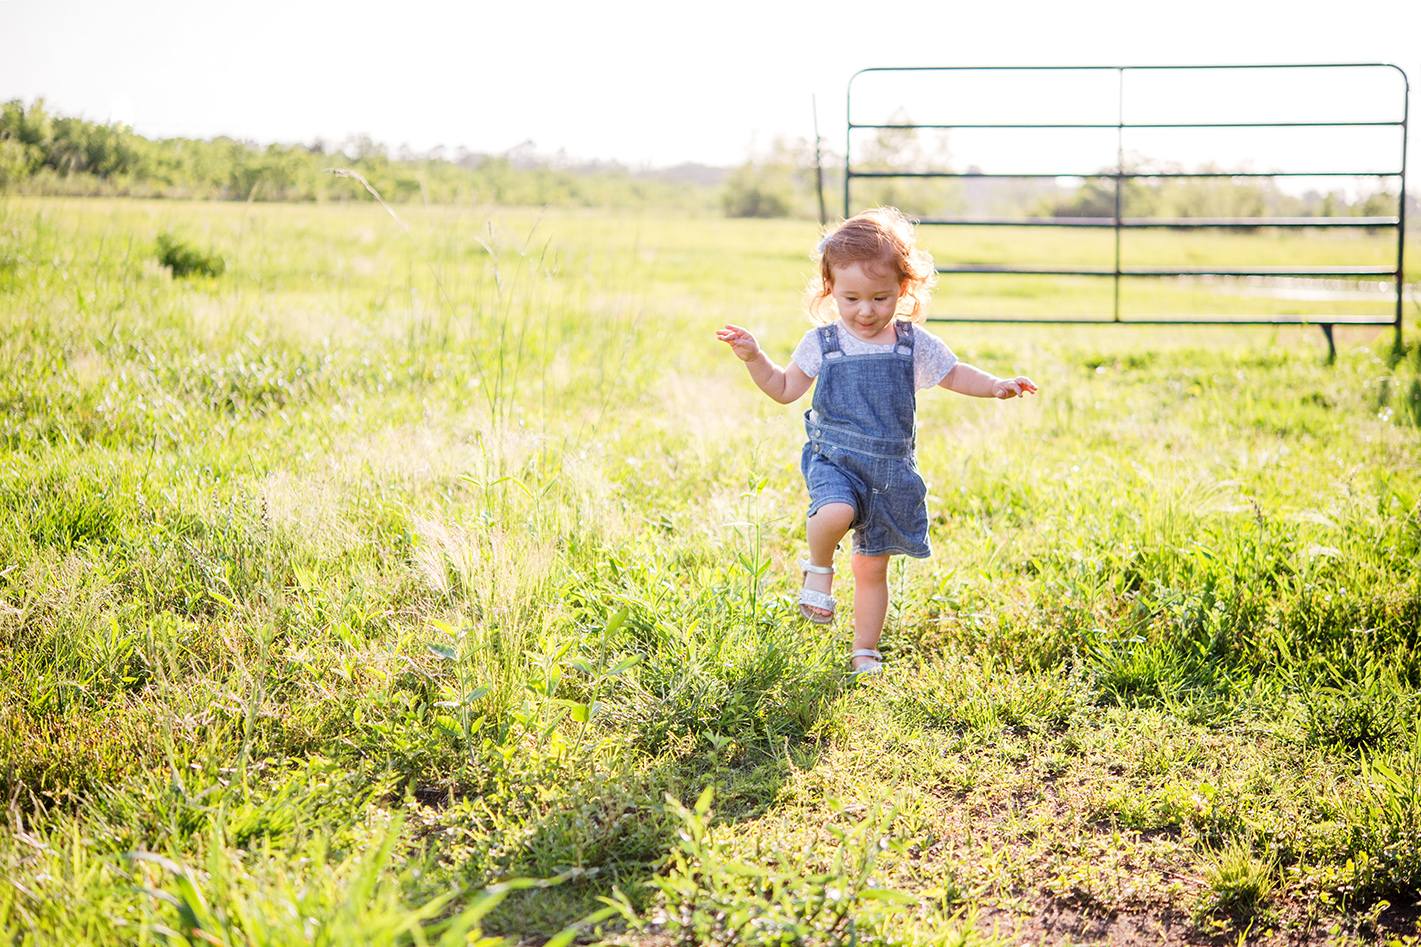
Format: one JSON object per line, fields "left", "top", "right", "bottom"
{"left": 715, "top": 324, "right": 814, "bottom": 404}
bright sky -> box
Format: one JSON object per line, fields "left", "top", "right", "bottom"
{"left": 2, "top": 0, "right": 1419, "bottom": 175}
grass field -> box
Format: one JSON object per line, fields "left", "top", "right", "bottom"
{"left": 1, "top": 196, "right": 1420, "bottom": 946}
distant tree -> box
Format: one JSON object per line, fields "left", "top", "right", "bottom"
{"left": 0, "top": 99, "right": 51, "bottom": 186}
{"left": 0, "top": 140, "right": 31, "bottom": 188}
{"left": 722, "top": 162, "right": 794, "bottom": 218}
{"left": 848, "top": 110, "right": 962, "bottom": 218}
{"left": 1042, "top": 158, "right": 1317, "bottom": 228}
{"left": 0, "top": 99, "right": 53, "bottom": 148}
{"left": 1354, "top": 190, "right": 1398, "bottom": 233}
{"left": 49, "top": 116, "right": 141, "bottom": 177}
{"left": 1046, "top": 176, "right": 1120, "bottom": 218}
{"left": 723, "top": 137, "right": 825, "bottom": 219}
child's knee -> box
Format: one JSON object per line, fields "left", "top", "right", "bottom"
{"left": 809, "top": 502, "right": 855, "bottom": 530}
{"left": 851, "top": 553, "right": 891, "bottom": 582}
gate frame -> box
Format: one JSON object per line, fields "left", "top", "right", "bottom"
{"left": 844, "top": 64, "right": 1410, "bottom": 357}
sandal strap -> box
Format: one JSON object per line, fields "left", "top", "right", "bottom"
{"left": 798, "top": 558, "right": 834, "bottom": 575}
{"left": 848, "top": 649, "right": 882, "bottom": 660}
{"left": 799, "top": 589, "right": 836, "bottom": 610}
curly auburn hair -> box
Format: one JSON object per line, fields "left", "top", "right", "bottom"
{"left": 803, "top": 206, "right": 937, "bottom": 325}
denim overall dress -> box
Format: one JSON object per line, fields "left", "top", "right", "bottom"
{"left": 800, "top": 321, "right": 931, "bottom": 559}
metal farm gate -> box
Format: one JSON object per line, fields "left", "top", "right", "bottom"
{"left": 843, "top": 64, "right": 1410, "bottom": 356}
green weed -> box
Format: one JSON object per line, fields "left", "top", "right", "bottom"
{"left": 155, "top": 231, "right": 225, "bottom": 278}
{"left": 1195, "top": 836, "right": 1278, "bottom": 929}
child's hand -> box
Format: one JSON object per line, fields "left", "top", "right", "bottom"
{"left": 992, "top": 376, "right": 1038, "bottom": 399}
{"left": 716, "top": 324, "right": 762, "bottom": 362}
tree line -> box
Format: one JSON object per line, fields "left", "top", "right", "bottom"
{"left": 0, "top": 99, "right": 722, "bottom": 209}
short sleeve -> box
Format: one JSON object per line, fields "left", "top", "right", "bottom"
{"left": 913, "top": 328, "right": 958, "bottom": 390}
{"left": 791, "top": 328, "right": 822, "bottom": 378}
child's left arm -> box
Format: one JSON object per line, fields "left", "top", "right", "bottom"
{"left": 939, "top": 362, "right": 1038, "bottom": 399}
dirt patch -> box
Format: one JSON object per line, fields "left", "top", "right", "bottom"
{"left": 978, "top": 903, "right": 1199, "bottom": 946}
{"left": 971, "top": 895, "right": 1421, "bottom": 946}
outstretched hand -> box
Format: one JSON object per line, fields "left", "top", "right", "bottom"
{"left": 992, "top": 376, "right": 1039, "bottom": 399}
{"left": 716, "top": 324, "right": 762, "bottom": 362}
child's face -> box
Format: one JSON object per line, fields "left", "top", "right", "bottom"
{"left": 830, "top": 261, "right": 907, "bottom": 342}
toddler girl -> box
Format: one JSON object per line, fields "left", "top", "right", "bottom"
{"left": 716, "top": 207, "right": 1037, "bottom": 677}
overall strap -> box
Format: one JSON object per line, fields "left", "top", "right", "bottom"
{"left": 893, "top": 321, "right": 915, "bottom": 356}
{"left": 816, "top": 324, "right": 842, "bottom": 358}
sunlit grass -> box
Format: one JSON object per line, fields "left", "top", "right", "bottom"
{"left": 1, "top": 195, "right": 1419, "bottom": 944}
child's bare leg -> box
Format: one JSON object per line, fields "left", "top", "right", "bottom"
{"left": 850, "top": 553, "right": 891, "bottom": 669}
{"left": 803, "top": 503, "right": 854, "bottom": 618}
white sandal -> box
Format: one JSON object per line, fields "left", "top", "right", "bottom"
{"left": 797, "top": 559, "right": 836, "bottom": 624}
{"left": 849, "top": 648, "right": 883, "bottom": 678}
